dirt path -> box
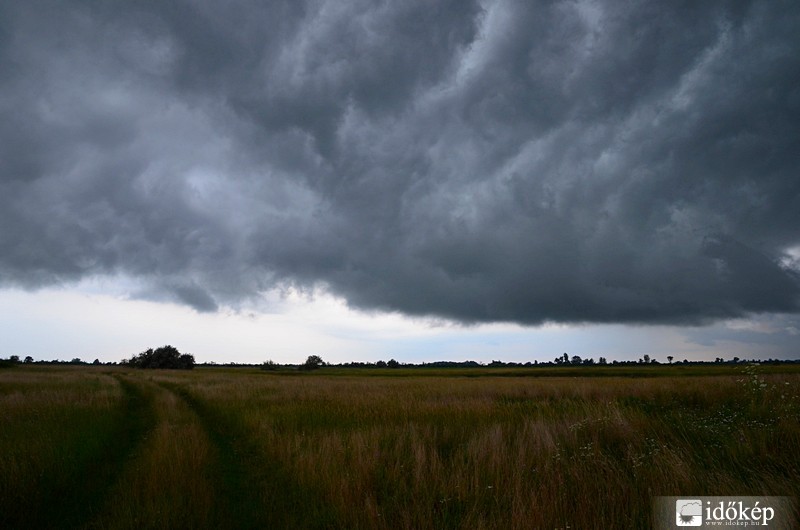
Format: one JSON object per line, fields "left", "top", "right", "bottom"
{"left": 11, "top": 371, "right": 339, "bottom": 529}
{"left": 84, "top": 375, "right": 220, "bottom": 529}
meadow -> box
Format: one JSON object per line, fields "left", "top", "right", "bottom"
{"left": 1, "top": 364, "right": 798, "bottom": 529}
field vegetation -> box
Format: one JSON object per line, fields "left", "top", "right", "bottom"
{"left": 1, "top": 364, "right": 798, "bottom": 528}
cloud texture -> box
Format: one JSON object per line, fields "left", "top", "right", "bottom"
{"left": 1, "top": 0, "right": 799, "bottom": 324}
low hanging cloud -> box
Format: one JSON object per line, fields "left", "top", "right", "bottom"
{"left": 0, "top": 0, "right": 798, "bottom": 324}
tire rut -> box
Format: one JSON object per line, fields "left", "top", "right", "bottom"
{"left": 32, "top": 374, "right": 156, "bottom": 530}
{"left": 85, "top": 375, "right": 221, "bottom": 530}
{"left": 161, "top": 381, "right": 340, "bottom": 529}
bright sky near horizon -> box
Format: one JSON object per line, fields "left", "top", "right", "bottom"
{"left": 2, "top": 285, "right": 797, "bottom": 365}
{"left": 1, "top": 1, "right": 798, "bottom": 363}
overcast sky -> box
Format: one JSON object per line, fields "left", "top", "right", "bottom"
{"left": 1, "top": 0, "right": 798, "bottom": 363}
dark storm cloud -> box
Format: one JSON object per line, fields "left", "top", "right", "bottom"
{"left": 1, "top": 0, "right": 799, "bottom": 323}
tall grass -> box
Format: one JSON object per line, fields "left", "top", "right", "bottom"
{"left": 1, "top": 365, "right": 798, "bottom": 528}
{"left": 173, "top": 369, "right": 800, "bottom": 529}
{"left": 0, "top": 368, "right": 126, "bottom": 528}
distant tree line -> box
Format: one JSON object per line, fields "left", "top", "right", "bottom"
{"left": 261, "top": 355, "right": 326, "bottom": 371}
{"left": 3, "top": 352, "right": 800, "bottom": 370}
{"left": 246, "top": 355, "right": 799, "bottom": 371}
{"left": 0, "top": 354, "right": 106, "bottom": 367}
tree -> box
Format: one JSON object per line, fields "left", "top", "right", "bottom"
{"left": 376, "top": 360, "right": 387, "bottom": 368}
{"left": 301, "top": 355, "right": 324, "bottom": 371}
{"left": 125, "top": 345, "right": 195, "bottom": 369}
{"left": 24, "top": 356, "right": 34, "bottom": 364}
{"left": 667, "top": 356, "right": 674, "bottom": 364}
{"left": 643, "top": 354, "right": 650, "bottom": 364}
{"left": 387, "top": 359, "right": 400, "bottom": 368}
{"left": 9, "top": 355, "right": 19, "bottom": 363}
{"left": 571, "top": 355, "right": 582, "bottom": 365}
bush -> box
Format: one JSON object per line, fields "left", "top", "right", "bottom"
{"left": 300, "top": 355, "right": 324, "bottom": 371}
{"left": 125, "top": 345, "right": 195, "bottom": 370}
{"left": 260, "top": 360, "right": 278, "bottom": 371}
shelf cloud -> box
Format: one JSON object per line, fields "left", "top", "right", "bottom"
{"left": 1, "top": 0, "right": 798, "bottom": 324}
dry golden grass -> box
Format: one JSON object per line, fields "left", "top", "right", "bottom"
{"left": 173, "top": 369, "right": 800, "bottom": 529}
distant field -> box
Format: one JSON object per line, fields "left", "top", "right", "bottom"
{"left": 1, "top": 365, "right": 798, "bottom": 529}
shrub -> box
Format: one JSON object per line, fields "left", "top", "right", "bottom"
{"left": 300, "top": 355, "right": 324, "bottom": 371}
{"left": 261, "top": 360, "right": 278, "bottom": 371}
{"left": 125, "top": 345, "right": 195, "bottom": 370}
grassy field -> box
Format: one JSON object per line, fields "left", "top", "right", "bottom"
{"left": 1, "top": 364, "right": 798, "bottom": 529}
